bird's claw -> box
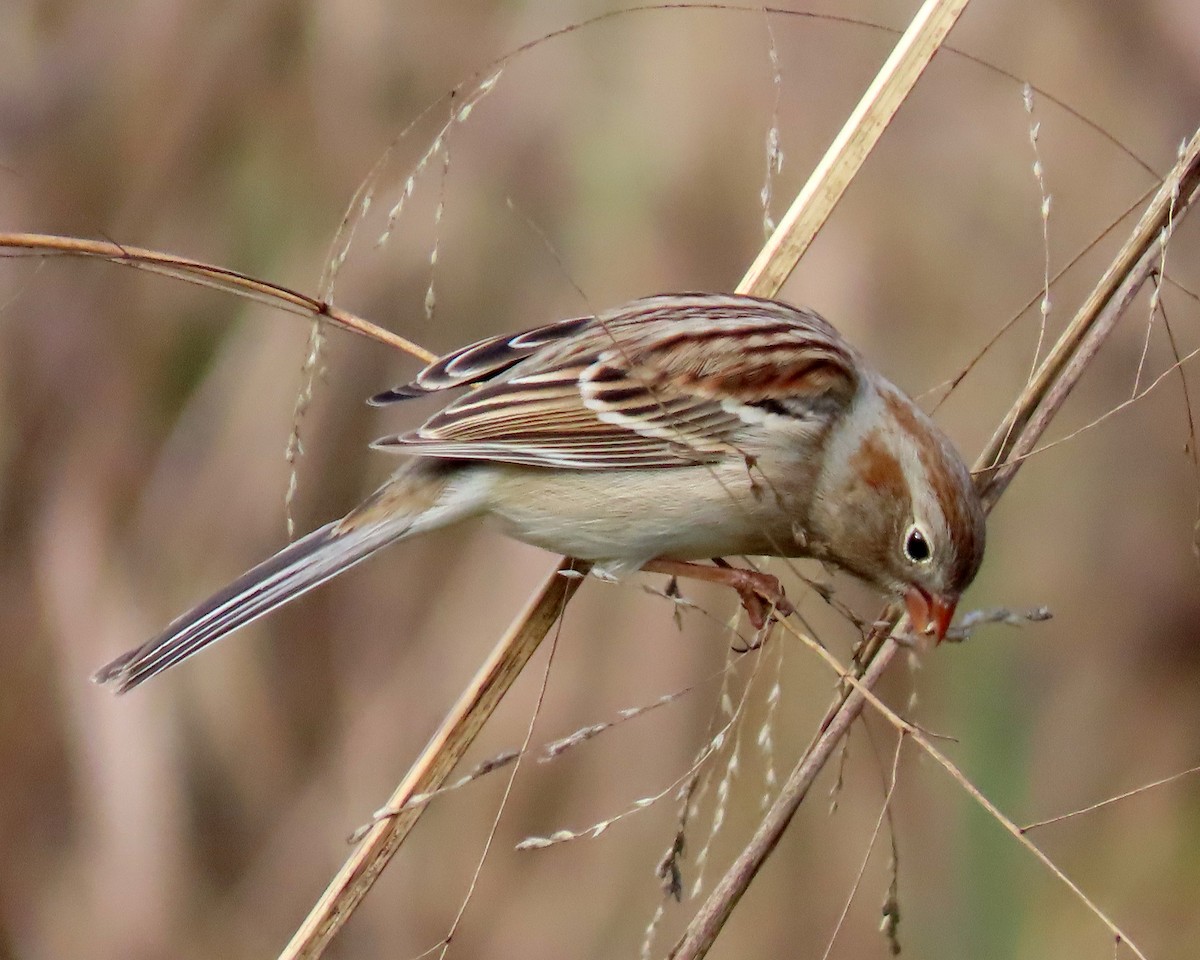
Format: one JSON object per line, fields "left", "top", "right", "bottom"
{"left": 729, "top": 571, "right": 794, "bottom": 630}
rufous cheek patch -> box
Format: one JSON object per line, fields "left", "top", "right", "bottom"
{"left": 850, "top": 429, "right": 908, "bottom": 505}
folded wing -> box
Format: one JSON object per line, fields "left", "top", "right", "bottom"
{"left": 372, "top": 293, "right": 859, "bottom": 470}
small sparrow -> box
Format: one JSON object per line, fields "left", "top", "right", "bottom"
{"left": 95, "top": 293, "right": 985, "bottom": 692}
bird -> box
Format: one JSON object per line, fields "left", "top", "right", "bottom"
{"left": 94, "top": 292, "right": 986, "bottom": 693}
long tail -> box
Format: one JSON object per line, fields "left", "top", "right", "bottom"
{"left": 94, "top": 462, "right": 474, "bottom": 693}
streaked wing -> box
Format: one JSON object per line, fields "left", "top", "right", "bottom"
{"left": 369, "top": 314, "right": 594, "bottom": 403}
{"left": 372, "top": 294, "right": 859, "bottom": 470}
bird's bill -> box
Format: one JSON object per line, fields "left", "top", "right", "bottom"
{"left": 904, "top": 586, "right": 956, "bottom": 642}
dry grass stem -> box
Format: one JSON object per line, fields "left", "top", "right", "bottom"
{"left": 668, "top": 630, "right": 904, "bottom": 960}
{"left": 780, "top": 624, "right": 1150, "bottom": 958}
{"left": 1022, "top": 82, "right": 1054, "bottom": 383}
{"left": 737, "top": 0, "right": 972, "bottom": 297}
{"left": 819, "top": 734, "right": 904, "bottom": 960}
{"left": 425, "top": 588, "right": 567, "bottom": 960}
{"left": 0, "top": 233, "right": 435, "bottom": 362}
{"left": 276, "top": 558, "right": 586, "bottom": 960}
{"left": 670, "top": 126, "right": 1200, "bottom": 960}
{"left": 978, "top": 129, "right": 1200, "bottom": 506}
{"left": 1020, "top": 763, "right": 1200, "bottom": 834}
{"left": 518, "top": 635, "right": 773, "bottom": 853}
{"left": 759, "top": 13, "right": 784, "bottom": 238}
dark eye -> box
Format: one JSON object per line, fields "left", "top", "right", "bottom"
{"left": 903, "top": 524, "right": 932, "bottom": 564}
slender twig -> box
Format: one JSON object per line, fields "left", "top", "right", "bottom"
{"left": 737, "top": 0, "right": 972, "bottom": 297}
{"left": 276, "top": 558, "right": 586, "bottom": 959}
{"left": 782, "top": 624, "right": 1149, "bottom": 958}
{"left": 669, "top": 127, "right": 1200, "bottom": 960}
{"left": 819, "top": 734, "right": 904, "bottom": 960}
{"left": 1020, "top": 763, "right": 1200, "bottom": 834}
{"left": 670, "top": 634, "right": 904, "bottom": 960}
{"left": 978, "top": 131, "right": 1200, "bottom": 505}
{"left": 0, "top": 233, "right": 434, "bottom": 361}
{"left": 430, "top": 579, "right": 568, "bottom": 960}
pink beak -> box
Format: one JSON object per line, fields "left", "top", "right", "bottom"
{"left": 905, "top": 586, "right": 956, "bottom": 642}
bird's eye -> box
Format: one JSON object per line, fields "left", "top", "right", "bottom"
{"left": 903, "top": 523, "right": 932, "bottom": 564}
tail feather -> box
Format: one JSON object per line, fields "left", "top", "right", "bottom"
{"left": 93, "top": 515, "right": 413, "bottom": 693}
{"left": 93, "top": 461, "right": 475, "bottom": 693}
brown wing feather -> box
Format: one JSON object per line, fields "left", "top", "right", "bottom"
{"left": 369, "top": 315, "right": 593, "bottom": 403}
{"left": 371, "top": 294, "right": 859, "bottom": 470}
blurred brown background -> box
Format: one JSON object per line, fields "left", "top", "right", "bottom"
{"left": 2, "top": 1, "right": 1199, "bottom": 958}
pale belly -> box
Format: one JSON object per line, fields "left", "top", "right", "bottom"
{"left": 477, "top": 461, "right": 814, "bottom": 569}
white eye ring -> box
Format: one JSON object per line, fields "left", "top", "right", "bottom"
{"left": 903, "top": 523, "right": 933, "bottom": 564}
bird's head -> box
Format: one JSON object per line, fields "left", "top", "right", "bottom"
{"left": 812, "top": 381, "right": 986, "bottom": 641}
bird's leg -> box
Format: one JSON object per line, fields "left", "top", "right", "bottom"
{"left": 641, "top": 558, "right": 794, "bottom": 629}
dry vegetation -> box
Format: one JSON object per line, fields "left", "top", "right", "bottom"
{"left": 1, "top": 3, "right": 1199, "bottom": 960}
